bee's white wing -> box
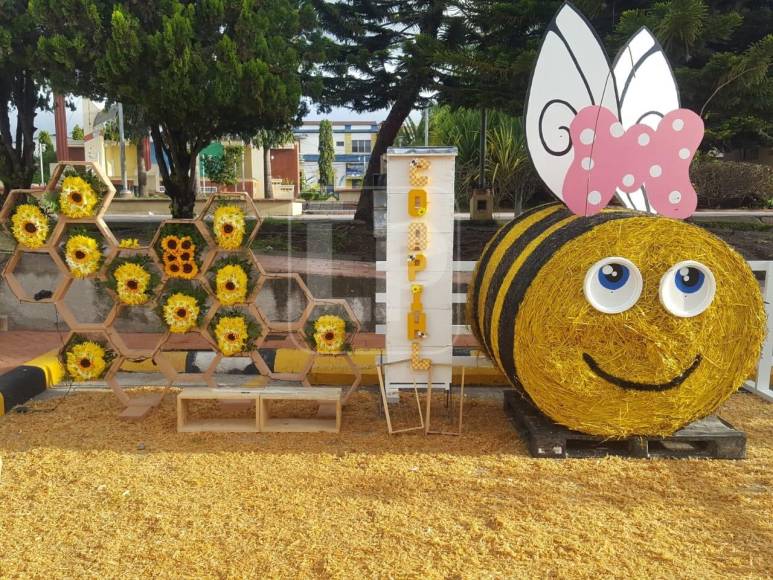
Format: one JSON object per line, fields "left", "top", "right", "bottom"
{"left": 612, "top": 27, "right": 680, "bottom": 212}
{"left": 525, "top": 2, "right": 618, "bottom": 203}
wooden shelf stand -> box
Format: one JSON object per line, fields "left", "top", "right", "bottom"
{"left": 259, "top": 387, "right": 341, "bottom": 433}
{"left": 177, "top": 387, "right": 261, "bottom": 433}
{"left": 176, "top": 386, "right": 342, "bottom": 434}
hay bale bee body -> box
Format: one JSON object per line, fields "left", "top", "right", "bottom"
{"left": 468, "top": 203, "right": 765, "bottom": 437}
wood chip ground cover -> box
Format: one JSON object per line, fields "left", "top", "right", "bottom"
{"left": 0, "top": 389, "right": 770, "bottom": 578}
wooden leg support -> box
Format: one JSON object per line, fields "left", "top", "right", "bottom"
{"left": 118, "top": 393, "right": 165, "bottom": 422}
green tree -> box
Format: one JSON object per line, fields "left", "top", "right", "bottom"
{"left": 607, "top": 0, "right": 773, "bottom": 153}
{"left": 317, "top": 119, "right": 334, "bottom": 189}
{"left": 425, "top": 106, "right": 540, "bottom": 211}
{"left": 33, "top": 0, "right": 312, "bottom": 217}
{"left": 71, "top": 124, "right": 84, "bottom": 140}
{"left": 445, "top": 1, "right": 771, "bottom": 153}
{"left": 201, "top": 144, "right": 243, "bottom": 191}
{"left": 437, "top": 0, "right": 570, "bottom": 113}
{"left": 0, "top": 0, "right": 52, "bottom": 190}
{"left": 311, "top": 0, "right": 467, "bottom": 224}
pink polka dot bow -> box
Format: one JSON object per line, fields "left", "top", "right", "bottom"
{"left": 563, "top": 106, "right": 704, "bottom": 218}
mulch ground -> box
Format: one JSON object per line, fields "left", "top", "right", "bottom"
{"left": 0, "top": 388, "right": 770, "bottom": 578}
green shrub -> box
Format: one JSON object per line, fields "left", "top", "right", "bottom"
{"left": 693, "top": 160, "right": 773, "bottom": 209}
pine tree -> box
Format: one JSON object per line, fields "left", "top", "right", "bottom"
{"left": 442, "top": 1, "right": 772, "bottom": 153}
{"left": 317, "top": 119, "right": 335, "bottom": 189}
{"left": 310, "top": 0, "right": 467, "bottom": 224}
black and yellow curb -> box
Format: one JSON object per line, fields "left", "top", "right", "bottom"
{"left": 0, "top": 351, "right": 64, "bottom": 416}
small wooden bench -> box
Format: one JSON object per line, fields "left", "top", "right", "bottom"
{"left": 177, "top": 387, "right": 261, "bottom": 433}
{"left": 260, "top": 387, "right": 341, "bottom": 433}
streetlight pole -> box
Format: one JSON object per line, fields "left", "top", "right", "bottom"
{"left": 38, "top": 139, "right": 44, "bottom": 184}
{"left": 423, "top": 107, "right": 429, "bottom": 146}
{"left": 117, "top": 102, "right": 131, "bottom": 197}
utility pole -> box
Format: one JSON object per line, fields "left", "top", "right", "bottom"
{"left": 423, "top": 107, "right": 429, "bottom": 146}
{"left": 117, "top": 103, "right": 132, "bottom": 197}
{"left": 479, "top": 108, "right": 487, "bottom": 189}
{"left": 38, "top": 139, "right": 44, "bottom": 184}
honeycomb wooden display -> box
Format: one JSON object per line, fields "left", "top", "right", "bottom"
{"left": 0, "top": 164, "right": 362, "bottom": 419}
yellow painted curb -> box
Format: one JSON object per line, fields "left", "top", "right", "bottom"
{"left": 0, "top": 393, "right": 5, "bottom": 416}
{"left": 25, "top": 350, "right": 65, "bottom": 387}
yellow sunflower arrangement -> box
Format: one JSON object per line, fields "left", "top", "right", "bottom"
{"left": 119, "top": 238, "right": 140, "bottom": 249}
{"left": 107, "top": 256, "right": 159, "bottom": 305}
{"left": 59, "top": 175, "right": 99, "bottom": 218}
{"left": 10, "top": 203, "right": 50, "bottom": 248}
{"left": 212, "top": 205, "right": 246, "bottom": 249}
{"left": 156, "top": 226, "right": 202, "bottom": 279}
{"left": 306, "top": 314, "right": 350, "bottom": 354}
{"left": 159, "top": 283, "right": 208, "bottom": 333}
{"left": 63, "top": 337, "right": 115, "bottom": 381}
{"left": 211, "top": 310, "right": 261, "bottom": 356}
{"left": 214, "top": 262, "right": 250, "bottom": 305}
{"left": 64, "top": 233, "right": 102, "bottom": 278}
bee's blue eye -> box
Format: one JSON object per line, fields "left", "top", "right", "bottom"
{"left": 674, "top": 267, "right": 704, "bottom": 294}
{"left": 660, "top": 261, "right": 715, "bottom": 317}
{"left": 598, "top": 263, "right": 630, "bottom": 290}
{"left": 584, "top": 257, "right": 642, "bottom": 314}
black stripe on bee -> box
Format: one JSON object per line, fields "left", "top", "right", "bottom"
{"left": 468, "top": 204, "right": 558, "bottom": 347}
{"left": 497, "top": 211, "right": 640, "bottom": 381}
{"left": 482, "top": 208, "right": 573, "bottom": 352}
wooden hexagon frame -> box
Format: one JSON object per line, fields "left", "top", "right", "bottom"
{"left": 3, "top": 247, "right": 71, "bottom": 303}
{"left": 153, "top": 329, "right": 219, "bottom": 389}
{"left": 0, "top": 164, "right": 369, "bottom": 419}
{"left": 150, "top": 218, "right": 216, "bottom": 280}
{"left": 45, "top": 161, "right": 116, "bottom": 224}
{"left": 57, "top": 276, "right": 118, "bottom": 332}
{"left": 253, "top": 271, "right": 315, "bottom": 332}
{"left": 106, "top": 307, "right": 169, "bottom": 360}
{"left": 58, "top": 329, "right": 120, "bottom": 385}
{"left": 297, "top": 298, "right": 362, "bottom": 352}
{"left": 0, "top": 189, "right": 57, "bottom": 248}
{"left": 203, "top": 249, "right": 265, "bottom": 307}
{"left": 197, "top": 191, "right": 263, "bottom": 250}
{"left": 50, "top": 217, "right": 118, "bottom": 276}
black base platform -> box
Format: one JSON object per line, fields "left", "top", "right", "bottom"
{"left": 503, "top": 390, "right": 746, "bottom": 459}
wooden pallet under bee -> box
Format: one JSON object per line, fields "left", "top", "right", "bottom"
{"left": 503, "top": 390, "right": 746, "bottom": 459}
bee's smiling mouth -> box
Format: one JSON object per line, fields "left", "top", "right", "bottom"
{"left": 583, "top": 353, "right": 703, "bottom": 392}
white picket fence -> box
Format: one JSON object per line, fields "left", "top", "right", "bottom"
{"left": 745, "top": 261, "right": 773, "bottom": 401}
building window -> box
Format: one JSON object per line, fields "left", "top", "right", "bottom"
{"left": 352, "top": 139, "right": 372, "bottom": 153}
{"left": 336, "top": 141, "right": 344, "bottom": 147}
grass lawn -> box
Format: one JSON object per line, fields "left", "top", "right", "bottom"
{"left": 0, "top": 388, "right": 770, "bottom": 578}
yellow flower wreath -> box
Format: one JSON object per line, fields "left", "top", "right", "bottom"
{"left": 214, "top": 315, "right": 249, "bottom": 356}
{"left": 213, "top": 205, "right": 246, "bottom": 249}
{"left": 64, "top": 234, "right": 102, "bottom": 278}
{"left": 11, "top": 204, "right": 50, "bottom": 248}
{"left": 114, "top": 262, "right": 152, "bottom": 305}
{"left": 313, "top": 315, "right": 347, "bottom": 354}
{"left": 162, "top": 292, "right": 200, "bottom": 333}
{"left": 59, "top": 176, "right": 98, "bottom": 218}
{"left": 66, "top": 341, "right": 108, "bottom": 381}
{"left": 215, "top": 264, "right": 248, "bottom": 305}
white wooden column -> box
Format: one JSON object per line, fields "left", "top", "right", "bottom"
{"left": 383, "top": 147, "right": 457, "bottom": 391}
